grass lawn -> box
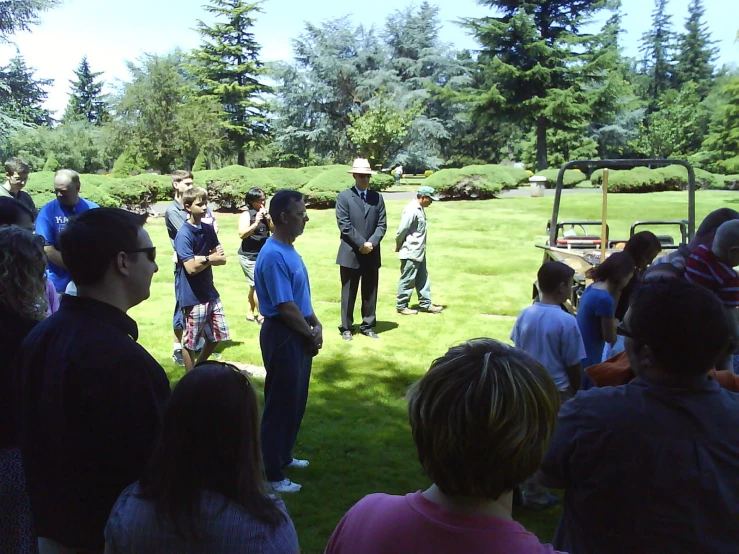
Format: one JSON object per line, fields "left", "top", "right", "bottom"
{"left": 131, "top": 189, "right": 737, "bottom": 553}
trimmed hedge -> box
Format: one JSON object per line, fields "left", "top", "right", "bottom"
{"left": 591, "top": 165, "right": 727, "bottom": 193}
{"left": 422, "top": 165, "right": 519, "bottom": 200}
{"left": 532, "top": 169, "right": 587, "bottom": 189}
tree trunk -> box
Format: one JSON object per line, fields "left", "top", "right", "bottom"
{"left": 536, "top": 116, "right": 548, "bottom": 170}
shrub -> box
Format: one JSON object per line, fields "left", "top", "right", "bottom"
{"left": 42, "top": 153, "right": 59, "bottom": 172}
{"left": 723, "top": 175, "right": 739, "bottom": 191}
{"left": 111, "top": 151, "right": 145, "bottom": 178}
{"left": 192, "top": 151, "right": 207, "bottom": 172}
{"left": 422, "top": 164, "right": 518, "bottom": 200}
{"left": 591, "top": 165, "right": 724, "bottom": 192}
{"left": 532, "top": 169, "right": 587, "bottom": 189}
{"left": 500, "top": 166, "right": 531, "bottom": 186}
{"left": 424, "top": 170, "right": 434, "bottom": 177}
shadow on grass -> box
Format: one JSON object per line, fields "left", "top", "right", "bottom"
{"left": 375, "top": 320, "right": 400, "bottom": 334}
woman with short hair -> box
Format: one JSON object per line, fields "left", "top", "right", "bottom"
{"left": 326, "top": 338, "right": 563, "bottom": 553}
{"left": 0, "top": 226, "right": 49, "bottom": 553}
{"left": 238, "top": 188, "right": 272, "bottom": 324}
{"left": 105, "top": 362, "right": 299, "bottom": 553}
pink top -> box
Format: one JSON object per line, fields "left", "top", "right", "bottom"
{"left": 325, "top": 492, "right": 563, "bottom": 554}
{"left": 45, "top": 278, "right": 59, "bottom": 316}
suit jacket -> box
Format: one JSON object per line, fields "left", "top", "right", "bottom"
{"left": 335, "top": 187, "right": 387, "bottom": 269}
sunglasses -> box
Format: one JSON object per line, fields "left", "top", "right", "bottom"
{"left": 124, "top": 247, "right": 156, "bottom": 263}
{"left": 194, "top": 360, "right": 251, "bottom": 392}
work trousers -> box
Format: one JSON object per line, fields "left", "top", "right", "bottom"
{"left": 396, "top": 258, "right": 431, "bottom": 310}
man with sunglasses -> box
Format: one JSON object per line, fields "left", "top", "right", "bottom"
{"left": 14, "top": 208, "right": 171, "bottom": 554}
{"left": 538, "top": 279, "right": 739, "bottom": 554}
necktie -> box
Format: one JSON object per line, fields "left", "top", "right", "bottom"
{"left": 360, "top": 191, "right": 366, "bottom": 202}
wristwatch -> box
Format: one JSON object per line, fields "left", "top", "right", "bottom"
{"left": 205, "top": 255, "right": 210, "bottom": 264}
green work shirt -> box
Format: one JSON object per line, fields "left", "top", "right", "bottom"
{"left": 396, "top": 200, "right": 427, "bottom": 262}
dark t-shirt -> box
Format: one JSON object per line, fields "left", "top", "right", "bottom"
{"left": 541, "top": 376, "right": 739, "bottom": 554}
{"left": 174, "top": 222, "right": 220, "bottom": 308}
{"left": 239, "top": 207, "right": 270, "bottom": 259}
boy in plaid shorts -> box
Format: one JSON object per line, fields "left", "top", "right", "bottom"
{"left": 174, "top": 187, "right": 229, "bottom": 371}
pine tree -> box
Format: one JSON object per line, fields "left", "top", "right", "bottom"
{"left": 674, "top": 0, "right": 717, "bottom": 98}
{"left": 463, "top": 1, "right": 621, "bottom": 170}
{"left": 0, "top": 54, "right": 52, "bottom": 126}
{"left": 191, "top": 0, "right": 270, "bottom": 166}
{"left": 638, "top": 0, "right": 676, "bottom": 112}
{"left": 63, "top": 56, "right": 108, "bottom": 125}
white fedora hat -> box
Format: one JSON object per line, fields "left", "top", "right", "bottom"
{"left": 347, "top": 158, "right": 376, "bottom": 175}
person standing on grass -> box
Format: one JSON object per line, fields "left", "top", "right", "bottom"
{"left": 238, "top": 187, "right": 273, "bottom": 325}
{"left": 1, "top": 157, "right": 36, "bottom": 216}
{"left": 326, "top": 339, "right": 562, "bottom": 553}
{"left": 15, "top": 208, "right": 170, "bottom": 554}
{"left": 165, "top": 169, "right": 219, "bottom": 366}
{"left": 174, "top": 187, "right": 229, "bottom": 373}
{"left": 538, "top": 279, "right": 739, "bottom": 554}
{"left": 335, "top": 158, "right": 387, "bottom": 341}
{"left": 255, "top": 190, "right": 322, "bottom": 494}
{"left": 511, "top": 261, "right": 585, "bottom": 510}
{"left": 395, "top": 185, "right": 444, "bottom": 315}
{"left": 35, "top": 169, "right": 99, "bottom": 293}
{"left": 104, "top": 362, "right": 299, "bottom": 553}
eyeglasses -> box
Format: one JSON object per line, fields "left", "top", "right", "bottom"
{"left": 194, "top": 360, "right": 251, "bottom": 392}
{"left": 124, "top": 247, "right": 156, "bottom": 263}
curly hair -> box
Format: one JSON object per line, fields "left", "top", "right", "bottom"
{"left": 0, "top": 226, "right": 47, "bottom": 320}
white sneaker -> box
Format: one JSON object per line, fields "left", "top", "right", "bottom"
{"left": 270, "top": 478, "right": 302, "bottom": 493}
{"left": 286, "top": 458, "right": 309, "bottom": 469}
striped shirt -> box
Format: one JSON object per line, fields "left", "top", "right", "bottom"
{"left": 684, "top": 245, "right": 739, "bottom": 307}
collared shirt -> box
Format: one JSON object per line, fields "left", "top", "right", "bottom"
{"left": 540, "top": 376, "right": 739, "bottom": 554}
{"left": 511, "top": 303, "right": 586, "bottom": 390}
{"left": 15, "top": 295, "right": 171, "bottom": 551}
{"left": 685, "top": 244, "right": 739, "bottom": 307}
{"left": 353, "top": 186, "right": 367, "bottom": 202}
{"left": 255, "top": 237, "right": 313, "bottom": 318}
{"left": 395, "top": 200, "right": 427, "bottom": 261}
{"left": 174, "top": 222, "right": 221, "bottom": 308}
{"left": 0, "top": 184, "right": 37, "bottom": 216}
{"left": 35, "top": 197, "right": 99, "bottom": 292}
{"left": 105, "top": 482, "right": 299, "bottom": 554}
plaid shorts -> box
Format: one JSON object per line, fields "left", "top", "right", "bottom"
{"left": 182, "top": 299, "right": 230, "bottom": 351}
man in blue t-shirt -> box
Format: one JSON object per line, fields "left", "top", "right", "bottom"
{"left": 255, "top": 190, "right": 322, "bottom": 494}
{"left": 174, "top": 187, "right": 229, "bottom": 372}
{"left": 35, "top": 169, "right": 99, "bottom": 292}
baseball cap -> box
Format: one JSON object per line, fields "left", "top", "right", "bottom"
{"left": 417, "top": 185, "right": 439, "bottom": 201}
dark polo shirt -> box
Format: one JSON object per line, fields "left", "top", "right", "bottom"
{"left": 15, "top": 295, "right": 171, "bottom": 551}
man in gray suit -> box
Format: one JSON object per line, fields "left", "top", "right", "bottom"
{"left": 335, "top": 158, "right": 387, "bottom": 341}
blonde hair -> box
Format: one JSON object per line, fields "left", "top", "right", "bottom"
{"left": 0, "top": 226, "right": 47, "bottom": 320}
{"left": 182, "top": 186, "right": 208, "bottom": 209}
{"left": 171, "top": 170, "right": 193, "bottom": 184}
{"left": 54, "top": 169, "right": 80, "bottom": 187}
{"left": 407, "top": 338, "right": 560, "bottom": 499}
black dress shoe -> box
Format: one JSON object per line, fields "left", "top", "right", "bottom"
{"left": 361, "top": 330, "right": 379, "bottom": 339}
{"left": 341, "top": 330, "right": 353, "bottom": 341}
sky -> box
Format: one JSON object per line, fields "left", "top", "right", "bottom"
{"left": 1, "top": 0, "right": 736, "bottom": 116}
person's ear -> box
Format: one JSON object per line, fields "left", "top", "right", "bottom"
{"left": 115, "top": 252, "right": 131, "bottom": 277}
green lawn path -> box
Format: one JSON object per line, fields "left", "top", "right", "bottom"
{"left": 131, "top": 190, "right": 737, "bottom": 553}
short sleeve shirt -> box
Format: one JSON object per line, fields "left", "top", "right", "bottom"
{"left": 540, "top": 377, "right": 739, "bottom": 554}
{"left": 511, "top": 303, "right": 586, "bottom": 390}
{"left": 35, "top": 197, "right": 99, "bottom": 292}
{"left": 254, "top": 237, "right": 313, "bottom": 318}
{"left": 576, "top": 286, "right": 615, "bottom": 369}
{"left": 174, "top": 222, "right": 220, "bottom": 308}
{"left": 684, "top": 244, "right": 739, "bottom": 307}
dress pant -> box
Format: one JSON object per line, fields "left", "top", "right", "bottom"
{"left": 396, "top": 258, "right": 431, "bottom": 310}
{"left": 260, "top": 317, "right": 313, "bottom": 482}
{"left": 339, "top": 265, "right": 378, "bottom": 333}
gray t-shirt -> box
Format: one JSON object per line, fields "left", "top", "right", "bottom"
{"left": 511, "top": 302, "right": 586, "bottom": 390}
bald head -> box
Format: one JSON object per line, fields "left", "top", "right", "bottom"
{"left": 54, "top": 169, "right": 81, "bottom": 207}
{"left": 713, "top": 220, "right": 739, "bottom": 267}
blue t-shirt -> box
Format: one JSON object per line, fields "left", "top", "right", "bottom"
{"left": 540, "top": 377, "right": 739, "bottom": 554}
{"left": 255, "top": 237, "right": 313, "bottom": 318}
{"left": 511, "top": 303, "right": 586, "bottom": 391}
{"left": 576, "top": 286, "right": 615, "bottom": 371}
{"left": 35, "top": 198, "right": 99, "bottom": 292}
{"left": 174, "top": 222, "right": 220, "bottom": 308}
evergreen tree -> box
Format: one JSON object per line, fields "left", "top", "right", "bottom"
{"left": 638, "top": 0, "right": 676, "bottom": 112}
{"left": 0, "top": 54, "right": 53, "bottom": 126}
{"left": 0, "top": 0, "right": 59, "bottom": 42}
{"left": 700, "top": 74, "right": 739, "bottom": 174}
{"left": 463, "top": 0, "right": 621, "bottom": 169}
{"left": 191, "top": 0, "right": 270, "bottom": 166}
{"left": 674, "top": 0, "right": 717, "bottom": 98}
{"left": 63, "top": 56, "right": 109, "bottom": 125}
